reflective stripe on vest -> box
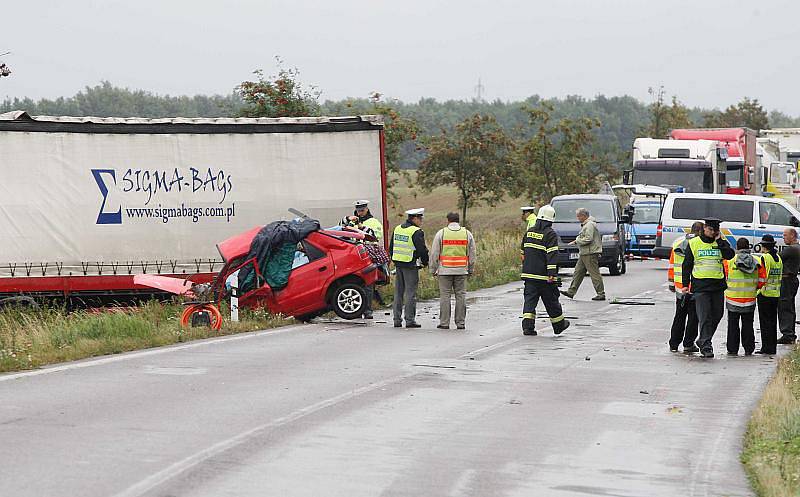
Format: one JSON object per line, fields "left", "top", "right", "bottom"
{"left": 439, "top": 227, "right": 469, "bottom": 268}
{"left": 391, "top": 225, "right": 420, "bottom": 263}
{"left": 362, "top": 217, "right": 383, "bottom": 243}
{"left": 725, "top": 263, "right": 759, "bottom": 307}
{"left": 672, "top": 236, "right": 686, "bottom": 289}
{"left": 760, "top": 253, "right": 783, "bottom": 298}
{"left": 689, "top": 237, "right": 724, "bottom": 280}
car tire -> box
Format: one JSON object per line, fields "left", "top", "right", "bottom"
{"left": 331, "top": 283, "right": 367, "bottom": 320}
{"left": 608, "top": 252, "right": 625, "bottom": 276}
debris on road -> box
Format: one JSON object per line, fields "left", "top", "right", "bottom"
{"left": 640, "top": 390, "right": 650, "bottom": 395}
{"left": 611, "top": 297, "right": 656, "bottom": 306}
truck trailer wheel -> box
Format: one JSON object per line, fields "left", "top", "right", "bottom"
{"left": 331, "top": 283, "right": 367, "bottom": 320}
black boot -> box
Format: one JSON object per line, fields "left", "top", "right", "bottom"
{"left": 522, "top": 318, "right": 537, "bottom": 336}
{"left": 553, "top": 319, "right": 570, "bottom": 335}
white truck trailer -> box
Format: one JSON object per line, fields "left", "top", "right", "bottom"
{"left": 0, "top": 111, "right": 387, "bottom": 303}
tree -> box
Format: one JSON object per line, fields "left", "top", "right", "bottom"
{"left": 642, "top": 86, "right": 693, "bottom": 138}
{"left": 237, "top": 57, "right": 320, "bottom": 118}
{"left": 703, "top": 97, "right": 769, "bottom": 130}
{"left": 512, "top": 102, "right": 616, "bottom": 202}
{"left": 417, "top": 114, "right": 514, "bottom": 225}
{"left": 366, "top": 93, "right": 419, "bottom": 197}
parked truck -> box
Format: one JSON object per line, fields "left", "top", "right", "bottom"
{"left": 756, "top": 137, "right": 798, "bottom": 208}
{"left": 670, "top": 128, "right": 757, "bottom": 195}
{"left": 627, "top": 138, "right": 724, "bottom": 193}
{"left": 761, "top": 128, "right": 800, "bottom": 167}
{"left": 0, "top": 111, "right": 387, "bottom": 305}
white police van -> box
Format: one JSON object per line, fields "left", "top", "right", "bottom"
{"left": 653, "top": 193, "right": 800, "bottom": 258}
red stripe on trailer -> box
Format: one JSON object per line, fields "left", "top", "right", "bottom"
{"left": 0, "top": 273, "right": 215, "bottom": 296}
{"left": 378, "top": 129, "right": 389, "bottom": 253}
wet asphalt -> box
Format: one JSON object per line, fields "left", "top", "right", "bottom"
{"left": 0, "top": 260, "right": 783, "bottom": 497}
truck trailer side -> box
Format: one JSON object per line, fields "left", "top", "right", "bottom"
{"left": 0, "top": 112, "right": 387, "bottom": 304}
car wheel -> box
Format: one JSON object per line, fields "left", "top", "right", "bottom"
{"left": 609, "top": 252, "right": 624, "bottom": 276}
{"left": 331, "top": 283, "right": 367, "bottom": 320}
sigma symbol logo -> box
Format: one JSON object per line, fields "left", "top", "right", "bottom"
{"left": 92, "top": 169, "right": 122, "bottom": 224}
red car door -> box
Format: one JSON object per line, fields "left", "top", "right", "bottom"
{"left": 274, "top": 239, "right": 334, "bottom": 316}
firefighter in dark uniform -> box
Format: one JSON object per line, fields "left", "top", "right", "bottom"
{"left": 680, "top": 217, "right": 735, "bottom": 358}
{"left": 521, "top": 205, "right": 570, "bottom": 336}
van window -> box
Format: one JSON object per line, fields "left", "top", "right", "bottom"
{"left": 552, "top": 199, "right": 616, "bottom": 223}
{"left": 672, "top": 198, "right": 753, "bottom": 223}
{"left": 759, "top": 202, "right": 794, "bottom": 226}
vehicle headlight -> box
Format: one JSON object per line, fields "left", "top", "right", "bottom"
{"left": 602, "top": 234, "right": 619, "bottom": 242}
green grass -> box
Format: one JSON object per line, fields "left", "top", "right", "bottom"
{"left": 0, "top": 302, "right": 293, "bottom": 373}
{"left": 742, "top": 345, "right": 800, "bottom": 496}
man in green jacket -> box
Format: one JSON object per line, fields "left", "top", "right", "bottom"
{"left": 561, "top": 208, "right": 605, "bottom": 301}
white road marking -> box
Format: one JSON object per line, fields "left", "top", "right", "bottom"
{"left": 0, "top": 325, "right": 312, "bottom": 383}
{"left": 112, "top": 371, "right": 418, "bottom": 497}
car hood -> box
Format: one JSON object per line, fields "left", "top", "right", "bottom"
{"left": 552, "top": 222, "right": 618, "bottom": 238}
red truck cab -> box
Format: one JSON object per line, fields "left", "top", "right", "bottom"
{"left": 670, "top": 128, "right": 757, "bottom": 195}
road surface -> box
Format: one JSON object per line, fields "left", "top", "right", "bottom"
{"left": 0, "top": 260, "right": 781, "bottom": 497}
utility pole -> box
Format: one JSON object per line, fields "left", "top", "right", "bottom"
{"left": 474, "top": 77, "right": 485, "bottom": 102}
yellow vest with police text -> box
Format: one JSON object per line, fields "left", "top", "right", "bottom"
{"left": 392, "top": 225, "right": 420, "bottom": 263}
{"left": 689, "top": 237, "right": 724, "bottom": 280}
{"left": 760, "top": 252, "right": 783, "bottom": 298}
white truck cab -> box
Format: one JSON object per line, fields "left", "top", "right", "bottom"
{"left": 630, "top": 138, "right": 725, "bottom": 193}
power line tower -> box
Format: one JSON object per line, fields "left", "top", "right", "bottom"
{"left": 474, "top": 77, "right": 485, "bottom": 102}
{"left": 0, "top": 51, "right": 11, "bottom": 78}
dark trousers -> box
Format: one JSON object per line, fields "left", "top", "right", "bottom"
{"left": 779, "top": 276, "right": 798, "bottom": 340}
{"left": 393, "top": 267, "right": 419, "bottom": 325}
{"left": 669, "top": 296, "right": 698, "bottom": 349}
{"left": 727, "top": 310, "right": 755, "bottom": 355}
{"left": 523, "top": 280, "right": 564, "bottom": 331}
{"left": 757, "top": 295, "right": 779, "bottom": 354}
{"left": 694, "top": 291, "right": 725, "bottom": 354}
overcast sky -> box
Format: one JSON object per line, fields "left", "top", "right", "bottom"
{"left": 3, "top": 0, "right": 799, "bottom": 113}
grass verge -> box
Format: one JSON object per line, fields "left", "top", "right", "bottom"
{"left": 742, "top": 346, "right": 800, "bottom": 495}
{"left": 0, "top": 303, "right": 293, "bottom": 373}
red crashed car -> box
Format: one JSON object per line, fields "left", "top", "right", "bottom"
{"left": 213, "top": 227, "right": 388, "bottom": 321}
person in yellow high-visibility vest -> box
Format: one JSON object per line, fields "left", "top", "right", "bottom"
{"left": 521, "top": 206, "right": 537, "bottom": 229}
{"left": 723, "top": 237, "right": 762, "bottom": 356}
{"left": 756, "top": 234, "right": 783, "bottom": 355}
{"left": 680, "top": 217, "right": 735, "bottom": 358}
{"left": 389, "top": 208, "right": 429, "bottom": 328}
{"left": 342, "top": 200, "right": 385, "bottom": 319}
{"left": 668, "top": 221, "right": 703, "bottom": 353}
{"left": 430, "top": 212, "right": 476, "bottom": 330}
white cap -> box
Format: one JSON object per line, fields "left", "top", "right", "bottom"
{"left": 405, "top": 208, "right": 425, "bottom": 217}
{"left": 354, "top": 200, "right": 370, "bottom": 207}
{"left": 521, "top": 206, "right": 536, "bottom": 211}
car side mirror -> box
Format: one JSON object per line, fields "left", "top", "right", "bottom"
{"left": 622, "top": 170, "right": 632, "bottom": 185}
{"left": 621, "top": 205, "right": 634, "bottom": 224}
{"left": 791, "top": 216, "right": 800, "bottom": 228}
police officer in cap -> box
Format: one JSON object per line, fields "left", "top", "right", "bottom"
{"left": 342, "top": 200, "right": 385, "bottom": 319}
{"left": 756, "top": 234, "right": 783, "bottom": 355}
{"left": 521, "top": 206, "right": 537, "bottom": 230}
{"left": 680, "top": 217, "right": 734, "bottom": 357}
{"left": 389, "top": 208, "right": 429, "bottom": 328}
